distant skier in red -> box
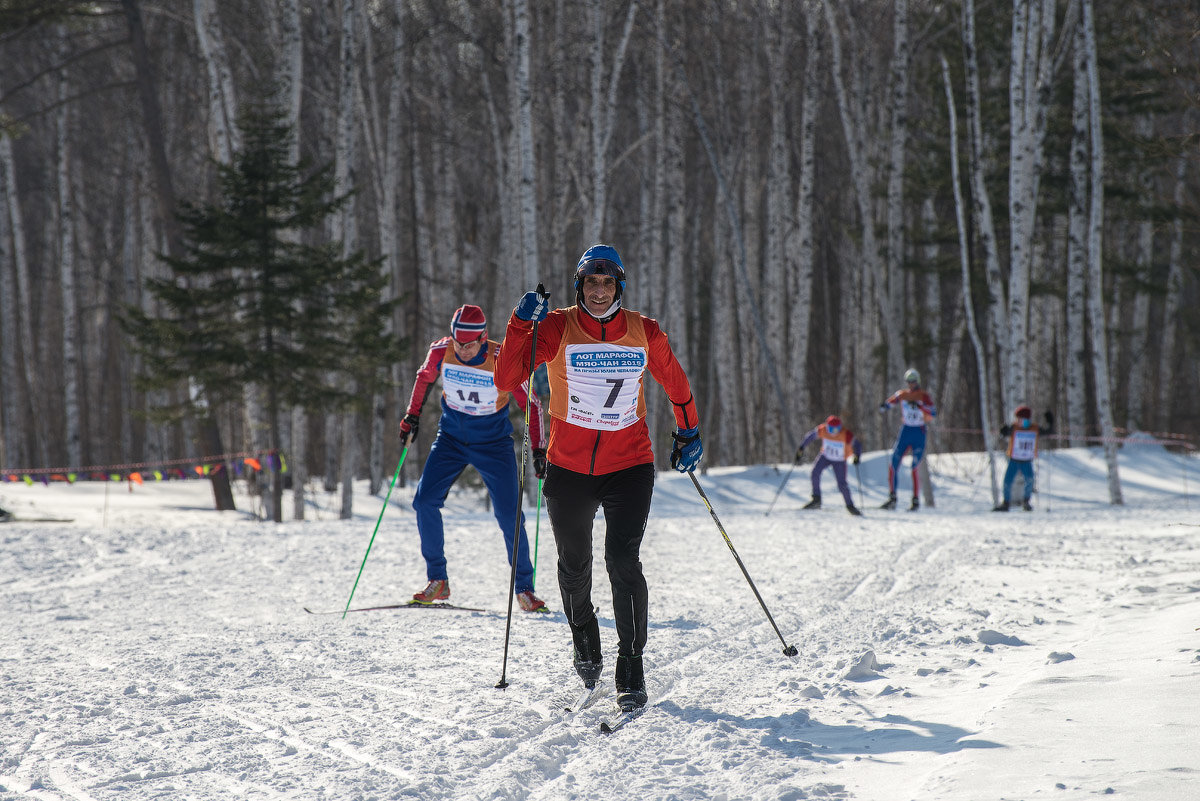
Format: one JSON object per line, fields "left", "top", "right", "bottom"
{"left": 878, "top": 368, "right": 936, "bottom": 511}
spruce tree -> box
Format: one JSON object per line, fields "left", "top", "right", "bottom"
{"left": 124, "top": 103, "right": 399, "bottom": 521}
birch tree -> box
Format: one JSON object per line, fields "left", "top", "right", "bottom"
{"left": 584, "top": 0, "right": 637, "bottom": 241}
{"left": 961, "top": 0, "right": 1008, "bottom": 415}
{"left": 1004, "top": 0, "right": 1058, "bottom": 413}
{"left": 511, "top": 0, "right": 540, "bottom": 288}
{"left": 1078, "top": 0, "right": 1122, "bottom": 503}
{"left": 57, "top": 27, "right": 82, "bottom": 468}
{"left": 1156, "top": 152, "right": 1187, "bottom": 429}
{"left": 945, "top": 55, "right": 997, "bottom": 504}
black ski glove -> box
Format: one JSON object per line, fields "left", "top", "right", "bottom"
{"left": 532, "top": 448, "right": 547, "bottom": 479}
{"left": 399, "top": 413, "right": 420, "bottom": 444}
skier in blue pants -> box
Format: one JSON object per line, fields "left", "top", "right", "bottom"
{"left": 400, "top": 304, "right": 548, "bottom": 612}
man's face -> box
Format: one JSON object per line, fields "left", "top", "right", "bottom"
{"left": 582, "top": 274, "right": 617, "bottom": 316}
{"left": 453, "top": 336, "right": 484, "bottom": 361}
{"left": 906, "top": 379, "right": 918, "bottom": 390}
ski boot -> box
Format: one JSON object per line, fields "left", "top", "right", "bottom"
{"left": 412, "top": 579, "right": 449, "bottom": 603}
{"left": 615, "top": 654, "right": 647, "bottom": 711}
{"left": 1021, "top": 499, "right": 1033, "bottom": 512}
{"left": 846, "top": 504, "right": 862, "bottom": 517}
{"left": 909, "top": 496, "right": 920, "bottom": 511}
{"left": 571, "top": 617, "right": 604, "bottom": 689}
{"left": 803, "top": 496, "right": 822, "bottom": 510}
{"left": 992, "top": 501, "right": 1010, "bottom": 512}
{"left": 880, "top": 493, "right": 897, "bottom": 510}
{"left": 517, "top": 590, "right": 547, "bottom": 612}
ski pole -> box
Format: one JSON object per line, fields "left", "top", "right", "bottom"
{"left": 497, "top": 284, "right": 547, "bottom": 689}
{"left": 765, "top": 450, "right": 802, "bottom": 516}
{"left": 341, "top": 444, "right": 409, "bottom": 619}
{"left": 532, "top": 477, "right": 544, "bottom": 588}
{"left": 687, "top": 471, "right": 798, "bottom": 657}
{"left": 854, "top": 461, "right": 864, "bottom": 508}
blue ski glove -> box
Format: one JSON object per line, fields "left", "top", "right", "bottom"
{"left": 515, "top": 290, "right": 549, "bottom": 322}
{"left": 670, "top": 427, "right": 703, "bottom": 473}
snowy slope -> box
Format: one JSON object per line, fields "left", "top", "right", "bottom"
{"left": 2, "top": 445, "right": 1198, "bottom": 801}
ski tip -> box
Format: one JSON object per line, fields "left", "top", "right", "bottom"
{"left": 599, "top": 721, "right": 614, "bottom": 733}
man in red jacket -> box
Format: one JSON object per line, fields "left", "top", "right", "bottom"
{"left": 495, "top": 244, "right": 701, "bottom": 712}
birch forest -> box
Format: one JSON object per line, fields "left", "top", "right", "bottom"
{"left": 1, "top": 0, "right": 1197, "bottom": 514}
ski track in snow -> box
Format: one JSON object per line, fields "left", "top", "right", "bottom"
{"left": 1, "top": 446, "right": 1198, "bottom": 800}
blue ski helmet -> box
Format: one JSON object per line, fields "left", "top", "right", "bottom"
{"left": 904, "top": 368, "right": 920, "bottom": 384}
{"left": 575, "top": 244, "right": 626, "bottom": 299}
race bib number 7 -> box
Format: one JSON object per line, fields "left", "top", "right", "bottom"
{"left": 563, "top": 344, "right": 647, "bottom": 430}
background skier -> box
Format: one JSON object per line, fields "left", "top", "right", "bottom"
{"left": 993, "top": 405, "right": 1054, "bottom": 512}
{"left": 798, "top": 415, "right": 863, "bottom": 516}
{"left": 400, "top": 304, "right": 548, "bottom": 612}
{"left": 879, "top": 368, "right": 937, "bottom": 511}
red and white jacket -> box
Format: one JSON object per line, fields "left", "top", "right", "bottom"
{"left": 495, "top": 306, "right": 697, "bottom": 475}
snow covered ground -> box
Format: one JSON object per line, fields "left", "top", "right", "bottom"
{"left": 2, "top": 443, "right": 1198, "bottom": 801}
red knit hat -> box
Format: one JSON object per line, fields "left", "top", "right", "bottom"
{"left": 1015, "top": 405, "right": 1032, "bottom": 419}
{"left": 826, "top": 415, "right": 842, "bottom": 428}
{"left": 450, "top": 304, "right": 487, "bottom": 343}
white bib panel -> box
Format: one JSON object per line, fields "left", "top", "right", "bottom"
{"left": 441, "top": 364, "right": 500, "bottom": 416}
{"left": 1011, "top": 429, "right": 1037, "bottom": 461}
{"left": 562, "top": 344, "right": 647, "bottom": 430}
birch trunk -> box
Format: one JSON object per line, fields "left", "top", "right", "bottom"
{"left": 0, "top": 165, "right": 16, "bottom": 466}
{"left": 1, "top": 95, "right": 47, "bottom": 466}
{"left": 764, "top": 2, "right": 791, "bottom": 455}
{"left": 193, "top": 0, "right": 241, "bottom": 163}
{"left": 819, "top": 0, "right": 902, "bottom": 388}
{"left": 1005, "top": 0, "right": 1057, "bottom": 413}
{"left": 941, "top": 56, "right": 1000, "bottom": 502}
{"left": 1156, "top": 153, "right": 1186, "bottom": 429}
{"left": 1065, "top": 22, "right": 1090, "bottom": 448}
{"left": 275, "top": 0, "right": 307, "bottom": 519}
{"left": 1079, "top": 0, "right": 1122, "bottom": 504}
{"left": 585, "top": 0, "right": 637, "bottom": 240}
{"left": 57, "top": 30, "right": 82, "bottom": 468}
{"left": 885, "top": 0, "right": 910, "bottom": 360}
{"left": 334, "top": 0, "right": 361, "bottom": 519}
{"left": 789, "top": 8, "right": 820, "bottom": 432}
{"left": 511, "top": 0, "right": 540, "bottom": 288}
{"left": 962, "top": 0, "right": 1007, "bottom": 415}
{"left": 1124, "top": 119, "right": 1154, "bottom": 430}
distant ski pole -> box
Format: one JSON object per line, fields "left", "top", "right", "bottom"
{"left": 497, "top": 284, "right": 547, "bottom": 690}
{"left": 854, "top": 462, "right": 864, "bottom": 508}
{"left": 765, "top": 451, "right": 802, "bottom": 516}
{"left": 687, "top": 471, "right": 798, "bottom": 657}
{"left": 341, "top": 444, "right": 409, "bottom": 619}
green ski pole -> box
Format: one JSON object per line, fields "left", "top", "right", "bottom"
{"left": 532, "top": 477, "right": 544, "bottom": 588}
{"left": 342, "top": 444, "right": 409, "bottom": 619}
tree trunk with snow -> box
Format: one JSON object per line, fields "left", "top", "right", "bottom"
{"left": 584, "top": 0, "right": 637, "bottom": 241}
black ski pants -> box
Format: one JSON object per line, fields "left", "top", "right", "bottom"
{"left": 543, "top": 462, "right": 655, "bottom": 658}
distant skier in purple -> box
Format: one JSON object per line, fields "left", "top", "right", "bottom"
{"left": 798, "top": 415, "right": 863, "bottom": 516}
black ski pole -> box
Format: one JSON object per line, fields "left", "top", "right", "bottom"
{"left": 765, "top": 450, "right": 802, "bottom": 517}
{"left": 688, "top": 471, "right": 798, "bottom": 657}
{"left": 497, "top": 284, "right": 547, "bottom": 690}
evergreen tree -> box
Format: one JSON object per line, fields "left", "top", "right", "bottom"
{"left": 123, "top": 103, "right": 400, "bottom": 521}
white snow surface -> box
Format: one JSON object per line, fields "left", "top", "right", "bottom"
{"left": 2, "top": 444, "right": 1199, "bottom": 801}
